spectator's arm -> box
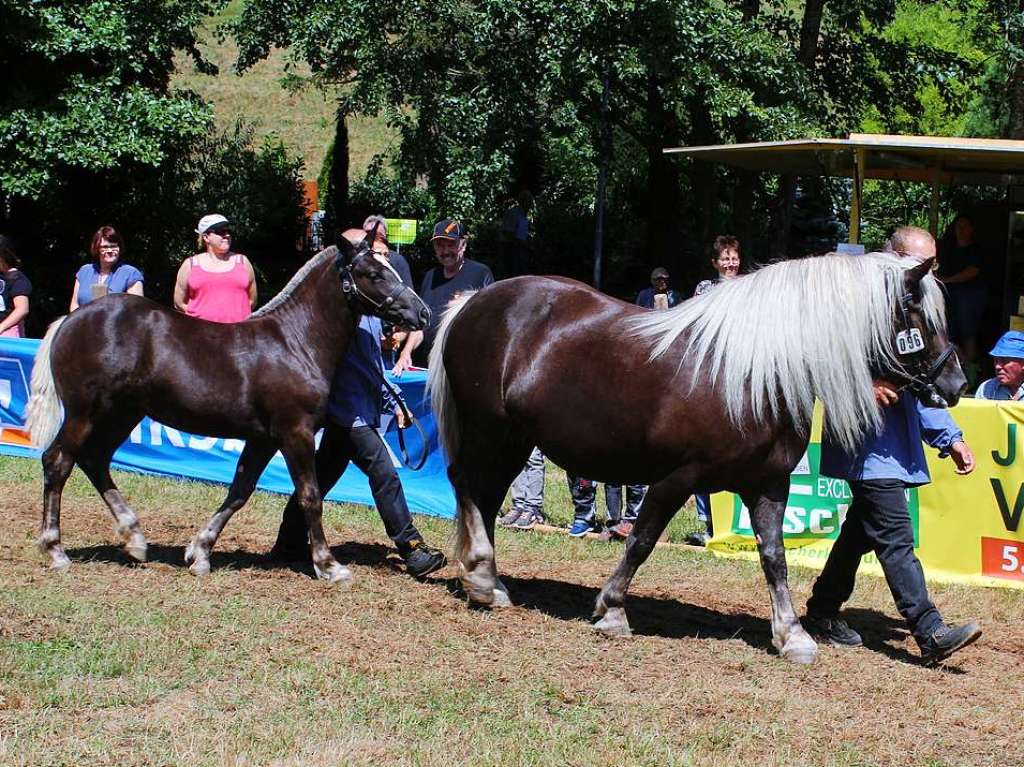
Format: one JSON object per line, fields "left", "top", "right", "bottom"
{"left": 69, "top": 279, "right": 81, "bottom": 312}
{"left": 392, "top": 330, "right": 423, "bottom": 376}
{"left": 244, "top": 256, "right": 257, "bottom": 308}
{"left": 938, "top": 265, "right": 980, "bottom": 285}
{"left": 0, "top": 295, "right": 29, "bottom": 334}
{"left": 173, "top": 260, "right": 191, "bottom": 312}
{"left": 127, "top": 281, "right": 144, "bottom": 297}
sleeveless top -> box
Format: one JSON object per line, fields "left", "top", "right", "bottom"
{"left": 75, "top": 262, "right": 144, "bottom": 307}
{"left": 185, "top": 254, "right": 252, "bottom": 323}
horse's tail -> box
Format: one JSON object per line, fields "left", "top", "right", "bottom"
{"left": 25, "top": 316, "right": 68, "bottom": 451}
{"left": 426, "top": 291, "right": 476, "bottom": 465}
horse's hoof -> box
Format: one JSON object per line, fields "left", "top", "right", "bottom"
{"left": 50, "top": 555, "right": 72, "bottom": 571}
{"left": 780, "top": 635, "right": 819, "bottom": 665}
{"left": 491, "top": 586, "right": 513, "bottom": 608}
{"left": 126, "top": 539, "right": 148, "bottom": 563}
{"left": 593, "top": 607, "right": 632, "bottom": 638}
{"left": 314, "top": 562, "right": 353, "bottom": 584}
{"left": 188, "top": 559, "right": 211, "bottom": 577}
{"left": 463, "top": 576, "right": 496, "bottom": 606}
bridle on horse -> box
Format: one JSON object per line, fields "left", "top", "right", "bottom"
{"left": 338, "top": 258, "right": 419, "bottom": 318}
{"left": 891, "top": 290, "right": 958, "bottom": 408}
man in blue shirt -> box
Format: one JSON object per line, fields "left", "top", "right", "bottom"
{"left": 272, "top": 240, "right": 446, "bottom": 578}
{"left": 975, "top": 331, "right": 1024, "bottom": 401}
{"left": 804, "top": 226, "right": 982, "bottom": 666}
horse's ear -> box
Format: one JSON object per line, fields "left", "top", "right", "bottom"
{"left": 902, "top": 256, "right": 935, "bottom": 296}
{"left": 336, "top": 237, "right": 355, "bottom": 266}
{"left": 365, "top": 223, "right": 379, "bottom": 246}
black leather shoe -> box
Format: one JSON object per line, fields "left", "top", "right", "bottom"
{"left": 803, "top": 615, "right": 863, "bottom": 647}
{"left": 919, "top": 621, "right": 981, "bottom": 666}
{"left": 401, "top": 540, "right": 447, "bottom": 578}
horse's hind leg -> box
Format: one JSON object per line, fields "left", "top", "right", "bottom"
{"left": 185, "top": 439, "right": 278, "bottom": 577}
{"left": 76, "top": 416, "right": 148, "bottom": 562}
{"left": 594, "top": 471, "right": 692, "bottom": 638}
{"left": 451, "top": 442, "right": 529, "bottom": 607}
{"left": 741, "top": 487, "right": 817, "bottom": 664}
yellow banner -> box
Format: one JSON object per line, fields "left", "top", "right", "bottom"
{"left": 709, "top": 399, "right": 1024, "bottom": 590}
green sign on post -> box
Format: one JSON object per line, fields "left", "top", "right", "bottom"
{"left": 386, "top": 219, "right": 418, "bottom": 245}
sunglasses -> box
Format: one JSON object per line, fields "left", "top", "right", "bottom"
{"left": 207, "top": 228, "right": 232, "bottom": 238}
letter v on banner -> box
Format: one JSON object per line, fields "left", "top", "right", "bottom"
{"left": 989, "top": 478, "right": 1024, "bottom": 533}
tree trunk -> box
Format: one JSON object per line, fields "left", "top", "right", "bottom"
{"left": 770, "top": 0, "right": 826, "bottom": 259}
{"left": 798, "top": 0, "right": 826, "bottom": 68}
{"left": 645, "top": 71, "right": 682, "bottom": 275}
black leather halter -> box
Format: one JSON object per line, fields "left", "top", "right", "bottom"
{"left": 892, "top": 291, "right": 958, "bottom": 408}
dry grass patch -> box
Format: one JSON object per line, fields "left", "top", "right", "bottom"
{"left": 1, "top": 455, "right": 1022, "bottom": 766}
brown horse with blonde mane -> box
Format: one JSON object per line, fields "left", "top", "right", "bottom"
{"left": 428, "top": 253, "right": 965, "bottom": 663}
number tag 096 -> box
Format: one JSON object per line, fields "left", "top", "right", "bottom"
{"left": 896, "top": 328, "right": 925, "bottom": 355}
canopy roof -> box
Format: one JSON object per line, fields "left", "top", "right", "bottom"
{"left": 664, "top": 133, "right": 1024, "bottom": 186}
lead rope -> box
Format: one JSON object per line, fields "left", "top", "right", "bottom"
{"left": 382, "top": 376, "right": 429, "bottom": 471}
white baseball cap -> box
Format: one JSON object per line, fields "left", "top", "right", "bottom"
{"left": 195, "top": 213, "right": 229, "bottom": 234}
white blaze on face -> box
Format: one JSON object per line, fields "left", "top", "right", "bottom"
{"left": 373, "top": 253, "right": 403, "bottom": 283}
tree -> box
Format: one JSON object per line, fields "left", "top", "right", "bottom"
{"left": 0, "top": 0, "right": 219, "bottom": 199}
{"left": 228, "top": 0, "right": 1006, "bottom": 290}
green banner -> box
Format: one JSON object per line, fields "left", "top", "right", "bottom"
{"left": 386, "top": 219, "right": 418, "bottom": 245}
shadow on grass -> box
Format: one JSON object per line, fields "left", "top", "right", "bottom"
{"left": 64, "top": 540, "right": 398, "bottom": 579}
{"left": 64, "top": 542, "right": 949, "bottom": 669}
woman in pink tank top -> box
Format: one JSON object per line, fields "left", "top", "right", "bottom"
{"left": 173, "top": 214, "right": 256, "bottom": 323}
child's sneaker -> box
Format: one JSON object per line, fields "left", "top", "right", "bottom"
{"left": 568, "top": 518, "right": 597, "bottom": 538}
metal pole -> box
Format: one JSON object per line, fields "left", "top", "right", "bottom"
{"left": 593, "top": 67, "right": 610, "bottom": 290}
{"left": 850, "top": 148, "right": 865, "bottom": 244}
{"left": 929, "top": 167, "right": 941, "bottom": 238}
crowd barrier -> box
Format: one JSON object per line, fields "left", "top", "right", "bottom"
{"left": 709, "top": 400, "right": 1024, "bottom": 590}
{"left": 0, "top": 338, "right": 456, "bottom": 518}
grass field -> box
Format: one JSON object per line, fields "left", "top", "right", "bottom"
{"left": 2, "top": 453, "right": 1023, "bottom": 767}
{"left": 171, "top": 0, "right": 395, "bottom": 184}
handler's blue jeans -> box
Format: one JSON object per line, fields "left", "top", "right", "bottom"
{"left": 806, "top": 478, "right": 943, "bottom": 644}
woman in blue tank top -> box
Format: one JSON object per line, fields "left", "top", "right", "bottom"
{"left": 69, "top": 225, "right": 144, "bottom": 311}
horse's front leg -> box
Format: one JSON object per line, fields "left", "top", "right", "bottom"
{"left": 742, "top": 487, "right": 818, "bottom": 664}
{"left": 185, "top": 439, "right": 278, "bottom": 576}
{"left": 594, "top": 471, "right": 691, "bottom": 637}
{"left": 278, "top": 430, "right": 351, "bottom": 584}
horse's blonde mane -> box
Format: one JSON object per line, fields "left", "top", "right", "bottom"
{"left": 251, "top": 247, "right": 337, "bottom": 318}
{"left": 627, "top": 252, "right": 947, "bottom": 452}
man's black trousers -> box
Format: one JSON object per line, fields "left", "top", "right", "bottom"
{"left": 276, "top": 423, "right": 420, "bottom": 550}
{"left": 807, "top": 478, "right": 943, "bottom": 644}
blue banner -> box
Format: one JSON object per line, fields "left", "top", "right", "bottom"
{"left": 0, "top": 338, "right": 456, "bottom": 519}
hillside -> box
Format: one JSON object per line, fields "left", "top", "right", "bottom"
{"left": 170, "top": 1, "right": 394, "bottom": 187}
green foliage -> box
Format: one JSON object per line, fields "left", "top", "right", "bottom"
{"left": 0, "top": 0, "right": 222, "bottom": 199}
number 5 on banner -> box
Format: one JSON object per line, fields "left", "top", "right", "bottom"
{"left": 981, "top": 537, "right": 1024, "bottom": 581}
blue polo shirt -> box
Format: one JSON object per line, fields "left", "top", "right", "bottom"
{"left": 820, "top": 393, "right": 963, "bottom": 486}
{"left": 327, "top": 316, "right": 399, "bottom": 429}
{"left": 975, "top": 378, "right": 1024, "bottom": 401}
{"left": 75, "top": 262, "right": 144, "bottom": 307}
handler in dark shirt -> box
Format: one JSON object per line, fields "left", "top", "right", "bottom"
{"left": 271, "top": 234, "right": 446, "bottom": 578}
{"left": 393, "top": 219, "right": 494, "bottom": 371}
